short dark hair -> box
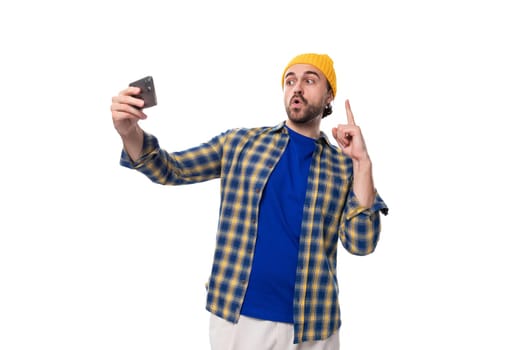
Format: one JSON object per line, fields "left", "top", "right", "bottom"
{"left": 322, "top": 85, "right": 334, "bottom": 118}
{"left": 322, "top": 104, "right": 333, "bottom": 118}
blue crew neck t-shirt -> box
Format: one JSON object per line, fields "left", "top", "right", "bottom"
{"left": 240, "top": 126, "right": 316, "bottom": 323}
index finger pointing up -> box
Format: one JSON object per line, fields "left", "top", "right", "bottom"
{"left": 345, "top": 99, "right": 356, "bottom": 125}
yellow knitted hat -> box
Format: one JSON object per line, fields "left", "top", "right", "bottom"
{"left": 281, "top": 53, "right": 337, "bottom": 97}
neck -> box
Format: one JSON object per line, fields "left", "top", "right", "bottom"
{"left": 285, "top": 118, "right": 321, "bottom": 139}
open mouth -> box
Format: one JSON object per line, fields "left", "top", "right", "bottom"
{"left": 290, "top": 95, "right": 305, "bottom": 108}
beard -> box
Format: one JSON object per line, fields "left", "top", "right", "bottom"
{"left": 285, "top": 95, "right": 324, "bottom": 124}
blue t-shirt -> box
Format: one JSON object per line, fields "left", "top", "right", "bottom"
{"left": 240, "top": 126, "right": 316, "bottom": 323}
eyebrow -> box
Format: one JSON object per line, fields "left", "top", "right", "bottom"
{"left": 284, "top": 70, "right": 321, "bottom": 80}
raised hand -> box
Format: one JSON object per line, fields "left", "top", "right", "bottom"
{"left": 331, "top": 99, "right": 370, "bottom": 162}
{"left": 110, "top": 86, "right": 148, "bottom": 161}
{"left": 110, "top": 86, "right": 147, "bottom": 137}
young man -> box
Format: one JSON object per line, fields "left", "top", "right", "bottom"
{"left": 111, "top": 53, "right": 388, "bottom": 350}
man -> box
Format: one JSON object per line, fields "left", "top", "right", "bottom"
{"left": 111, "top": 53, "right": 388, "bottom": 349}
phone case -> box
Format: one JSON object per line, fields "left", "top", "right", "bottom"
{"left": 129, "top": 76, "right": 157, "bottom": 108}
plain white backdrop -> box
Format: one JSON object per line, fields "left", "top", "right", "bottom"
{"left": 1, "top": 0, "right": 524, "bottom": 349}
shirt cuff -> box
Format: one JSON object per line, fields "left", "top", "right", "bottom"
{"left": 119, "top": 132, "right": 160, "bottom": 169}
{"left": 345, "top": 190, "right": 389, "bottom": 220}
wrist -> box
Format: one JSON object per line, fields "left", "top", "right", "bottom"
{"left": 121, "top": 124, "right": 143, "bottom": 142}
{"left": 353, "top": 156, "right": 372, "bottom": 172}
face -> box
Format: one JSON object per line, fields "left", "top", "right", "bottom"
{"left": 283, "top": 64, "right": 333, "bottom": 124}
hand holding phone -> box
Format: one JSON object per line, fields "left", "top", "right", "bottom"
{"left": 129, "top": 76, "right": 157, "bottom": 108}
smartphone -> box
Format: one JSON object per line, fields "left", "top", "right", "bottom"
{"left": 129, "top": 76, "right": 157, "bottom": 108}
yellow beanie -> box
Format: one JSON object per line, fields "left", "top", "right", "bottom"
{"left": 281, "top": 53, "right": 337, "bottom": 98}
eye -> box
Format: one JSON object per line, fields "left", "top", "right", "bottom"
{"left": 285, "top": 79, "right": 296, "bottom": 86}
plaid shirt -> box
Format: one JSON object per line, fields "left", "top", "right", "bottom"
{"left": 120, "top": 122, "right": 388, "bottom": 343}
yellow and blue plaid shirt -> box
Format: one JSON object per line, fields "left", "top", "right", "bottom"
{"left": 120, "top": 122, "right": 388, "bottom": 343}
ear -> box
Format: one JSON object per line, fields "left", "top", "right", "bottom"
{"left": 325, "top": 91, "right": 334, "bottom": 105}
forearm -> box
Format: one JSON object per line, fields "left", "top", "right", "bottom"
{"left": 352, "top": 158, "right": 375, "bottom": 208}
{"left": 121, "top": 125, "right": 144, "bottom": 163}
{"left": 120, "top": 131, "right": 226, "bottom": 186}
{"left": 339, "top": 190, "right": 381, "bottom": 255}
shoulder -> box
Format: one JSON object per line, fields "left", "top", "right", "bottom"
{"left": 222, "top": 123, "right": 285, "bottom": 142}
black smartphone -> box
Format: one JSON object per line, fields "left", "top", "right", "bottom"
{"left": 129, "top": 76, "right": 157, "bottom": 108}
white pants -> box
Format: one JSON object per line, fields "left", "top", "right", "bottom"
{"left": 209, "top": 313, "right": 340, "bottom": 350}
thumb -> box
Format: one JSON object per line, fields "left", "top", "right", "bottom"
{"left": 331, "top": 127, "right": 338, "bottom": 140}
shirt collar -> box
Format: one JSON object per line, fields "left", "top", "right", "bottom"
{"left": 272, "top": 121, "right": 335, "bottom": 148}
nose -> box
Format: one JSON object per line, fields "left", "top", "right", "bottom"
{"left": 292, "top": 81, "right": 304, "bottom": 95}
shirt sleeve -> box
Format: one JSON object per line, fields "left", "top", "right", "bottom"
{"left": 119, "top": 131, "right": 160, "bottom": 169}
{"left": 339, "top": 190, "right": 388, "bottom": 256}
{"left": 119, "top": 131, "right": 224, "bottom": 185}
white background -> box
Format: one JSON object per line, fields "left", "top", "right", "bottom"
{"left": 1, "top": 0, "right": 524, "bottom": 349}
